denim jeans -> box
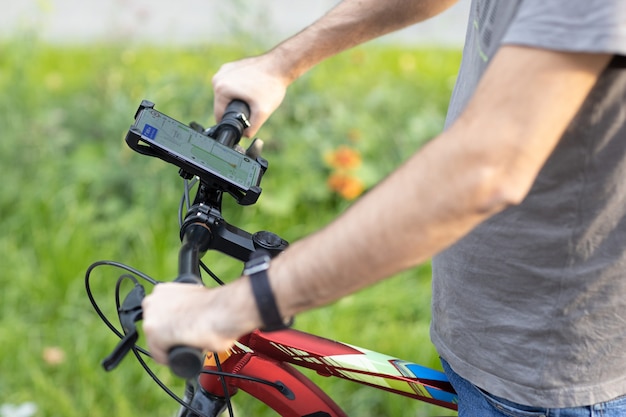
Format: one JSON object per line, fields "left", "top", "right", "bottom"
{"left": 441, "top": 358, "right": 626, "bottom": 417}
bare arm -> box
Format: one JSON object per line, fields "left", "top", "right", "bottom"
{"left": 143, "top": 46, "right": 611, "bottom": 364}
{"left": 212, "top": 0, "right": 458, "bottom": 136}
{"left": 265, "top": 0, "right": 459, "bottom": 81}
{"left": 273, "top": 46, "right": 611, "bottom": 314}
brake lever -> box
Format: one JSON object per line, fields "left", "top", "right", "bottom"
{"left": 102, "top": 283, "right": 145, "bottom": 371}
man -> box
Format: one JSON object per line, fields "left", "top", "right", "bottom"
{"left": 142, "top": 1, "right": 626, "bottom": 415}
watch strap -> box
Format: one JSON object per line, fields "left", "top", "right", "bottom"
{"left": 246, "top": 250, "right": 292, "bottom": 332}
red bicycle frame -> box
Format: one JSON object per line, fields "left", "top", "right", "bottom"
{"left": 199, "top": 328, "right": 458, "bottom": 416}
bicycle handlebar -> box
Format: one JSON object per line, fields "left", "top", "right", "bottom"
{"left": 211, "top": 99, "right": 251, "bottom": 147}
{"left": 167, "top": 100, "right": 251, "bottom": 379}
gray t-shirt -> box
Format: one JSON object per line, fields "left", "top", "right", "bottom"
{"left": 431, "top": 0, "right": 626, "bottom": 408}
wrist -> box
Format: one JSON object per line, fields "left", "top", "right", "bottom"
{"left": 268, "top": 42, "right": 314, "bottom": 84}
{"left": 209, "top": 282, "right": 255, "bottom": 341}
{"left": 244, "top": 250, "right": 293, "bottom": 331}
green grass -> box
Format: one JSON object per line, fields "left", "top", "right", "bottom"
{"left": 0, "top": 36, "right": 460, "bottom": 417}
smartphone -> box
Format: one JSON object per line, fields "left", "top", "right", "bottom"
{"left": 126, "top": 101, "right": 266, "bottom": 205}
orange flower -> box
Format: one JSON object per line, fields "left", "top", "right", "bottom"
{"left": 324, "top": 146, "right": 362, "bottom": 170}
{"left": 327, "top": 172, "right": 365, "bottom": 200}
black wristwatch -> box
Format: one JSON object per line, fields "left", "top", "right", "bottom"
{"left": 244, "top": 250, "right": 292, "bottom": 332}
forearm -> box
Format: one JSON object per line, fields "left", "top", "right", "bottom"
{"left": 270, "top": 128, "right": 495, "bottom": 315}
{"left": 269, "top": 0, "right": 458, "bottom": 82}
{"left": 269, "top": 46, "right": 611, "bottom": 318}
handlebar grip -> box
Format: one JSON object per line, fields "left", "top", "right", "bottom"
{"left": 223, "top": 99, "right": 251, "bottom": 120}
{"left": 214, "top": 100, "right": 251, "bottom": 148}
{"left": 168, "top": 346, "right": 204, "bottom": 379}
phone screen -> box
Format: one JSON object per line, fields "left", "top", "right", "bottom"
{"left": 134, "top": 109, "right": 261, "bottom": 190}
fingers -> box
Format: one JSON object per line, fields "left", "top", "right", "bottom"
{"left": 141, "top": 284, "right": 205, "bottom": 365}
{"left": 212, "top": 92, "right": 263, "bottom": 138}
{"left": 212, "top": 80, "right": 264, "bottom": 138}
{"left": 141, "top": 283, "right": 240, "bottom": 366}
{"left": 141, "top": 285, "right": 174, "bottom": 364}
{"left": 211, "top": 56, "right": 289, "bottom": 138}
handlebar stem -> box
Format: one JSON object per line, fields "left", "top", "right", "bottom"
{"left": 178, "top": 222, "right": 212, "bottom": 282}
{"left": 179, "top": 197, "right": 289, "bottom": 278}
{"left": 181, "top": 203, "right": 257, "bottom": 263}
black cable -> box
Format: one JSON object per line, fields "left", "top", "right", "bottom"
{"left": 201, "top": 368, "right": 288, "bottom": 393}
{"left": 86, "top": 260, "right": 246, "bottom": 416}
{"left": 86, "top": 261, "right": 210, "bottom": 414}
{"left": 179, "top": 177, "right": 198, "bottom": 228}
{"left": 184, "top": 178, "right": 193, "bottom": 211}
{"left": 200, "top": 261, "right": 226, "bottom": 286}
{"left": 213, "top": 352, "right": 235, "bottom": 417}
{"left": 85, "top": 260, "right": 159, "bottom": 340}
{"left": 131, "top": 347, "right": 209, "bottom": 416}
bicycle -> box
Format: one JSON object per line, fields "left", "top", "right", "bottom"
{"left": 85, "top": 100, "right": 458, "bottom": 417}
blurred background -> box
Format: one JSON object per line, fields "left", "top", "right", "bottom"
{"left": 0, "top": 1, "right": 467, "bottom": 416}
{"left": 0, "top": 0, "right": 468, "bottom": 46}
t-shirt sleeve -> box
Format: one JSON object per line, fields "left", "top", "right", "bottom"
{"left": 502, "top": 0, "right": 626, "bottom": 55}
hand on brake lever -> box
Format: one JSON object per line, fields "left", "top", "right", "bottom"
{"left": 141, "top": 280, "right": 260, "bottom": 365}
{"left": 212, "top": 54, "right": 291, "bottom": 138}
